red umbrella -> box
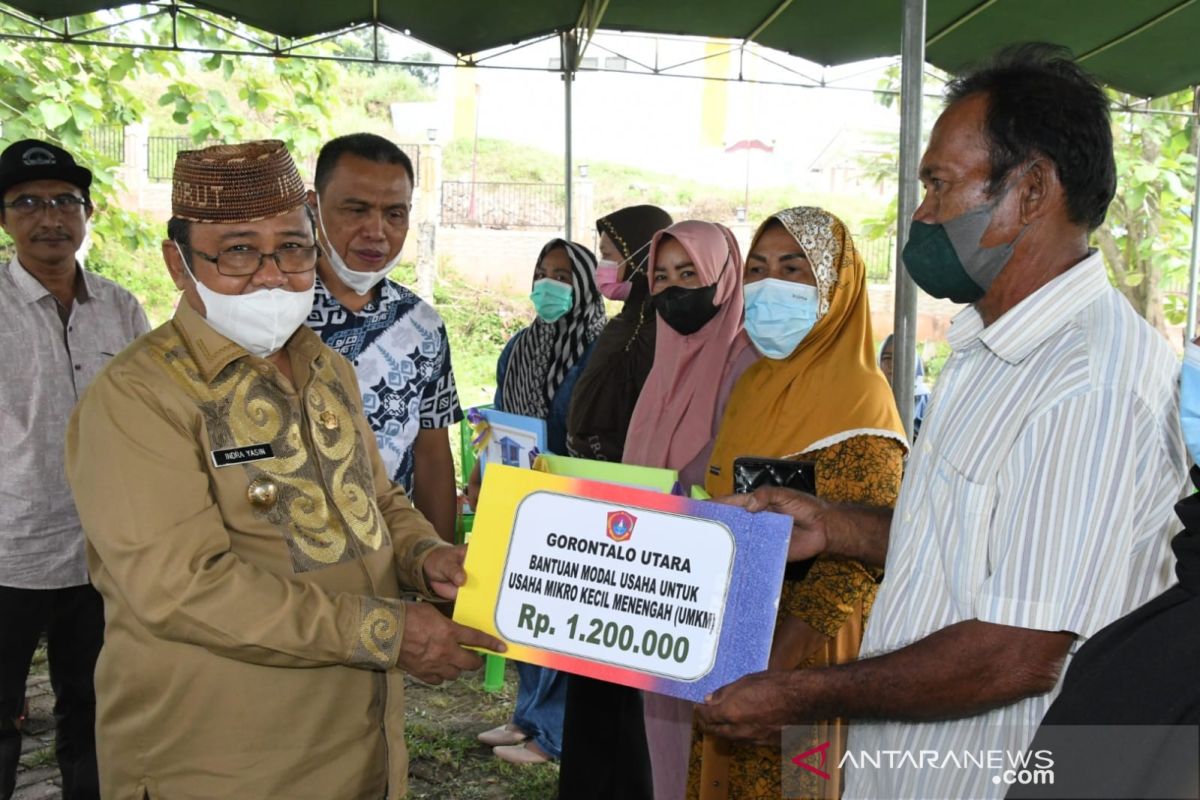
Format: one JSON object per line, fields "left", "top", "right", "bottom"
{"left": 725, "top": 140, "right": 775, "bottom": 217}
{"left": 724, "top": 139, "right": 775, "bottom": 154}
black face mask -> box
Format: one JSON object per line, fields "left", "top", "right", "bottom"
{"left": 652, "top": 284, "right": 721, "bottom": 336}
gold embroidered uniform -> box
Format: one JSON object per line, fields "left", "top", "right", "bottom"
{"left": 65, "top": 300, "right": 445, "bottom": 800}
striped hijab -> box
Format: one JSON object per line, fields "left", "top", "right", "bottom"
{"left": 502, "top": 239, "right": 607, "bottom": 420}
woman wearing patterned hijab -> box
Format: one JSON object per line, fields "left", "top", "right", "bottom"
{"left": 565, "top": 204, "right": 673, "bottom": 462}
{"left": 690, "top": 208, "right": 908, "bottom": 800}
{"left": 474, "top": 237, "right": 605, "bottom": 765}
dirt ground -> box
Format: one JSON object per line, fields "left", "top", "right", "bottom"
{"left": 16, "top": 652, "right": 558, "bottom": 800}
{"left": 403, "top": 663, "right": 559, "bottom": 800}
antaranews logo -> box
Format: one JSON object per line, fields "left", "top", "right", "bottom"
{"left": 784, "top": 735, "right": 1055, "bottom": 797}
{"left": 989, "top": 750, "right": 1055, "bottom": 788}
{"left": 838, "top": 747, "right": 1053, "bottom": 783}
{"left": 791, "top": 740, "right": 832, "bottom": 781}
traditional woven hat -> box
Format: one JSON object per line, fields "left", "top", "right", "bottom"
{"left": 172, "top": 140, "right": 306, "bottom": 223}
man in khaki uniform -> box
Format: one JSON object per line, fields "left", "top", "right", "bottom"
{"left": 65, "top": 140, "right": 503, "bottom": 800}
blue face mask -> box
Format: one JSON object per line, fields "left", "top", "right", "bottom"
{"left": 1181, "top": 343, "right": 1200, "bottom": 465}
{"left": 530, "top": 278, "right": 574, "bottom": 323}
{"left": 743, "top": 278, "right": 820, "bottom": 360}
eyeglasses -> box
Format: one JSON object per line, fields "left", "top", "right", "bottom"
{"left": 1, "top": 194, "right": 87, "bottom": 216}
{"left": 190, "top": 244, "right": 322, "bottom": 277}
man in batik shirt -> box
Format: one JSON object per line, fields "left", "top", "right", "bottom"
{"left": 306, "top": 133, "right": 462, "bottom": 543}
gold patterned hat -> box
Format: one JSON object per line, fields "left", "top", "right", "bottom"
{"left": 171, "top": 140, "right": 306, "bottom": 224}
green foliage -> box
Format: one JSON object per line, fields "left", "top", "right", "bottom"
{"left": 0, "top": 40, "right": 146, "bottom": 149}
{"left": 157, "top": 53, "right": 341, "bottom": 164}
{"left": 0, "top": 13, "right": 368, "bottom": 323}
{"left": 1096, "top": 90, "right": 1197, "bottom": 331}
{"left": 19, "top": 745, "right": 56, "bottom": 770}
{"left": 339, "top": 68, "right": 433, "bottom": 121}
{"left": 494, "top": 759, "right": 560, "bottom": 799}
{"left": 921, "top": 339, "right": 953, "bottom": 385}
{"left": 384, "top": 260, "right": 524, "bottom": 411}
{"left": 87, "top": 222, "right": 179, "bottom": 325}
{"left": 324, "top": 27, "right": 439, "bottom": 89}
{"left": 398, "top": 52, "right": 441, "bottom": 89}
{"left": 854, "top": 66, "right": 944, "bottom": 242}
{"left": 433, "top": 265, "right": 529, "bottom": 407}
{"left": 0, "top": 27, "right": 180, "bottom": 322}
{"left": 404, "top": 721, "right": 478, "bottom": 766}
{"left": 444, "top": 137, "right": 561, "bottom": 183}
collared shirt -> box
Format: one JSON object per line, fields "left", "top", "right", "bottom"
{"left": 0, "top": 255, "right": 149, "bottom": 589}
{"left": 307, "top": 276, "right": 463, "bottom": 493}
{"left": 845, "top": 252, "right": 1188, "bottom": 800}
{"left": 65, "top": 301, "right": 448, "bottom": 800}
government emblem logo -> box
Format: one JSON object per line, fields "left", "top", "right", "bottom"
{"left": 606, "top": 510, "right": 636, "bottom": 542}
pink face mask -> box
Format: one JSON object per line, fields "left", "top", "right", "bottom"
{"left": 595, "top": 240, "right": 652, "bottom": 302}
{"left": 596, "top": 260, "right": 632, "bottom": 301}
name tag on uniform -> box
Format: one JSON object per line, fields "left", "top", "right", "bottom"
{"left": 210, "top": 444, "right": 275, "bottom": 468}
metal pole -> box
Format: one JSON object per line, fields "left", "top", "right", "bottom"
{"left": 744, "top": 149, "right": 751, "bottom": 214}
{"left": 892, "top": 0, "right": 926, "bottom": 442}
{"left": 563, "top": 31, "right": 576, "bottom": 240}
{"left": 1186, "top": 86, "right": 1200, "bottom": 342}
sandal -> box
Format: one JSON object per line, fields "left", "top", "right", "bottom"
{"left": 493, "top": 740, "right": 552, "bottom": 765}
{"left": 477, "top": 723, "right": 528, "bottom": 747}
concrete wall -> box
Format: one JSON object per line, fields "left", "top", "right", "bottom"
{"left": 436, "top": 227, "right": 565, "bottom": 292}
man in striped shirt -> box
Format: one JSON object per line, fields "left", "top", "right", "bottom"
{"left": 699, "top": 44, "right": 1188, "bottom": 799}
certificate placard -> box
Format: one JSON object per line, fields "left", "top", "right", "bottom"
{"left": 454, "top": 465, "right": 791, "bottom": 701}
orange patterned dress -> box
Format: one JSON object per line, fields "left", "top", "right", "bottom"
{"left": 687, "top": 434, "right": 905, "bottom": 800}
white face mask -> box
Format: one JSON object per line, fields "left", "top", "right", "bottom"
{"left": 175, "top": 242, "right": 314, "bottom": 359}
{"left": 315, "top": 195, "right": 403, "bottom": 296}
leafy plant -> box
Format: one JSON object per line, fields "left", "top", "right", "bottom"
{"left": 158, "top": 53, "right": 341, "bottom": 164}
{"left": 1096, "top": 90, "right": 1198, "bottom": 331}
{"left": 0, "top": 26, "right": 182, "bottom": 322}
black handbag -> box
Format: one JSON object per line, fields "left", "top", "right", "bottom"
{"left": 732, "top": 456, "right": 818, "bottom": 582}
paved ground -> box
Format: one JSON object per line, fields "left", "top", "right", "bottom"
{"left": 13, "top": 648, "right": 61, "bottom": 800}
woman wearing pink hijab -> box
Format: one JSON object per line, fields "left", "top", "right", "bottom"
{"left": 623, "top": 220, "right": 759, "bottom": 798}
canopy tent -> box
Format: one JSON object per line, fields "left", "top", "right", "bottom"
{"left": 4, "top": 0, "right": 1199, "bottom": 436}
{"left": 5, "top": 0, "right": 1200, "bottom": 97}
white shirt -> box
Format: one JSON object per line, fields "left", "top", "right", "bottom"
{"left": 0, "top": 256, "right": 149, "bottom": 589}
{"left": 844, "top": 252, "right": 1187, "bottom": 799}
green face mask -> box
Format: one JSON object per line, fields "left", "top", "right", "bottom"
{"left": 530, "top": 278, "right": 574, "bottom": 322}
{"left": 901, "top": 164, "right": 1036, "bottom": 303}
{"left": 901, "top": 219, "right": 995, "bottom": 303}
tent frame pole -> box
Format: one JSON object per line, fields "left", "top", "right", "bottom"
{"left": 562, "top": 30, "right": 578, "bottom": 240}
{"left": 892, "top": 0, "right": 926, "bottom": 440}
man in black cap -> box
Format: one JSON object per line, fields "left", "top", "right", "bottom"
{"left": 0, "top": 139, "right": 149, "bottom": 800}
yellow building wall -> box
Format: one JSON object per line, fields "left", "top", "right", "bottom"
{"left": 453, "top": 68, "right": 479, "bottom": 141}
{"left": 699, "top": 42, "right": 731, "bottom": 148}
